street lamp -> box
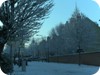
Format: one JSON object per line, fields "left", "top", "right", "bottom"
{"left": 76, "top": 48, "right": 84, "bottom": 66}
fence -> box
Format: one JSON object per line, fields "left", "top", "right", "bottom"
{"left": 48, "top": 52, "right": 100, "bottom": 66}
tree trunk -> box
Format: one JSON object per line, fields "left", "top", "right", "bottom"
{"left": 0, "top": 43, "right": 5, "bottom": 56}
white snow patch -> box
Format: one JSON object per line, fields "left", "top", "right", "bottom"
{"left": 11, "top": 62, "right": 100, "bottom": 75}
{"left": 0, "top": 21, "right": 3, "bottom": 27}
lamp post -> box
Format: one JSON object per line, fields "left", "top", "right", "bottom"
{"left": 47, "top": 36, "right": 50, "bottom": 62}
{"left": 76, "top": 46, "right": 84, "bottom": 66}
{"left": 75, "top": 13, "right": 84, "bottom": 66}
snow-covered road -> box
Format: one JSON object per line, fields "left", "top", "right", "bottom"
{"left": 12, "top": 62, "right": 100, "bottom": 75}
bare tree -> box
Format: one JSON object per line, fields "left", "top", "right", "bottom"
{"left": 0, "top": 0, "right": 53, "bottom": 55}
{"left": 0, "top": 0, "right": 53, "bottom": 73}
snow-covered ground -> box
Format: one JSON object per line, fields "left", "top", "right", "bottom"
{"left": 12, "top": 61, "right": 100, "bottom": 75}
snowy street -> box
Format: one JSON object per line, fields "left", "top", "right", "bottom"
{"left": 12, "top": 62, "right": 100, "bottom": 75}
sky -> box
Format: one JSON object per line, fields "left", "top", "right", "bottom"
{"left": 37, "top": 0, "right": 100, "bottom": 37}
{"left": 0, "top": 0, "right": 100, "bottom": 37}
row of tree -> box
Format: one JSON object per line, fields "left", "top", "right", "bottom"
{"left": 28, "top": 8, "right": 100, "bottom": 58}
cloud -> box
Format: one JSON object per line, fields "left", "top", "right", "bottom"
{"left": 0, "top": 0, "right": 7, "bottom": 7}
{"left": 93, "top": 0, "right": 100, "bottom": 7}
